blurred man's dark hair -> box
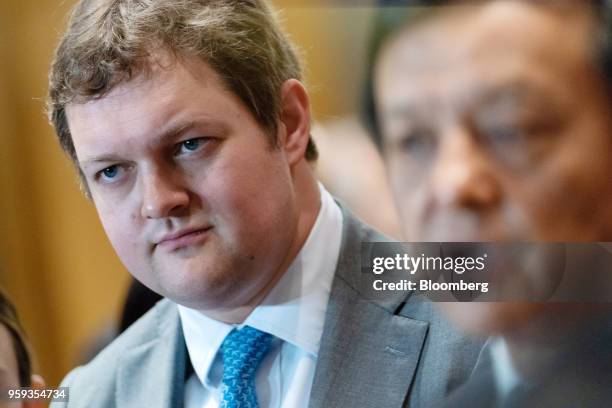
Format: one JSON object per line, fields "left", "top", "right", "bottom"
{"left": 363, "top": 0, "right": 612, "bottom": 148}
{"left": 0, "top": 289, "right": 32, "bottom": 387}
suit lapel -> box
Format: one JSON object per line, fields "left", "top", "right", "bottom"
{"left": 310, "top": 205, "right": 429, "bottom": 408}
{"left": 116, "top": 302, "right": 187, "bottom": 408}
{"left": 310, "top": 277, "right": 428, "bottom": 408}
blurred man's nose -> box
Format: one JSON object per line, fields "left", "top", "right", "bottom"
{"left": 429, "top": 125, "right": 501, "bottom": 212}
{"left": 140, "top": 169, "right": 190, "bottom": 219}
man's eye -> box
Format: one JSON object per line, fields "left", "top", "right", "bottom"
{"left": 398, "top": 130, "right": 436, "bottom": 153}
{"left": 486, "top": 127, "right": 525, "bottom": 144}
{"left": 100, "top": 165, "right": 119, "bottom": 180}
{"left": 177, "top": 138, "right": 206, "bottom": 155}
{"left": 94, "top": 165, "right": 126, "bottom": 184}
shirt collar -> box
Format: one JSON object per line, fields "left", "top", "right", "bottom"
{"left": 177, "top": 182, "right": 343, "bottom": 386}
{"left": 177, "top": 306, "right": 232, "bottom": 387}
{"left": 244, "top": 183, "right": 343, "bottom": 355}
{"left": 490, "top": 337, "right": 522, "bottom": 401}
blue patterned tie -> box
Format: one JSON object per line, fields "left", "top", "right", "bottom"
{"left": 219, "top": 326, "right": 273, "bottom": 408}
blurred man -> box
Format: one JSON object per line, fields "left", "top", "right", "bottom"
{"left": 368, "top": 0, "right": 612, "bottom": 406}
{"left": 47, "top": 0, "right": 481, "bottom": 407}
{"left": 0, "top": 289, "right": 45, "bottom": 408}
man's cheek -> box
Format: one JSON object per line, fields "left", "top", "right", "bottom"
{"left": 105, "top": 224, "right": 142, "bottom": 263}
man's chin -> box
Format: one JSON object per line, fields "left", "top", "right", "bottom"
{"left": 155, "top": 271, "right": 234, "bottom": 307}
{"left": 163, "top": 287, "right": 229, "bottom": 310}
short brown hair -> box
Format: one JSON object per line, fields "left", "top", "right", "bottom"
{"left": 0, "top": 289, "right": 32, "bottom": 387}
{"left": 48, "top": 0, "right": 318, "bottom": 187}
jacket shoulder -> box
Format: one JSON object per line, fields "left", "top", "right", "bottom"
{"left": 51, "top": 299, "right": 179, "bottom": 408}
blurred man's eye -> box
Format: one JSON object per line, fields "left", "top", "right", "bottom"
{"left": 484, "top": 125, "right": 526, "bottom": 145}
{"left": 479, "top": 119, "right": 556, "bottom": 168}
{"left": 397, "top": 129, "right": 437, "bottom": 155}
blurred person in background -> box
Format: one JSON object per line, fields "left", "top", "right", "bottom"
{"left": 313, "top": 118, "right": 401, "bottom": 239}
{"left": 46, "top": 0, "right": 482, "bottom": 407}
{"left": 366, "top": 0, "right": 612, "bottom": 406}
{"left": 0, "top": 289, "right": 45, "bottom": 408}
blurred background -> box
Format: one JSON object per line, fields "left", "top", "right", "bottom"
{"left": 0, "top": 0, "right": 398, "bottom": 388}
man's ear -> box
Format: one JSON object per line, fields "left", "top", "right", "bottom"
{"left": 24, "top": 375, "right": 45, "bottom": 408}
{"left": 278, "top": 79, "right": 311, "bottom": 167}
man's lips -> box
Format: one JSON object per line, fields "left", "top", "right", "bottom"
{"left": 156, "top": 226, "right": 213, "bottom": 250}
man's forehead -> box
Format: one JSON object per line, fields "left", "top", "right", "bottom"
{"left": 381, "top": 1, "right": 594, "bottom": 70}
{"left": 377, "top": 1, "right": 596, "bottom": 109}
{"left": 381, "top": 79, "right": 563, "bottom": 122}
{"left": 65, "top": 81, "right": 177, "bottom": 149}
{"left": 65, "top": 57, "right": 222, "bottom": 137}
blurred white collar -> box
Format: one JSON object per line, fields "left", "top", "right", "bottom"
{"left": 490, "top": 337, "right": 522, "bottom": 401}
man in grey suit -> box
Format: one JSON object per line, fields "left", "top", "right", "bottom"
{"left": 367, "top": 0, "right": 612, "bottom": 406}
{"left": 46, "top": 0, "right": 481, "bottom": 407}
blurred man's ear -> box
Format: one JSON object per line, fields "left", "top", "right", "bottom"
{"left": 24, "top": 375, "right": 45, "bottom": 408}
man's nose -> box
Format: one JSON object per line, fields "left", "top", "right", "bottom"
{"left": 140, "top": 170, "right": 190, "bottom": 219}
{"left": 429, "top": 126, "right": 501, "bottom": 211}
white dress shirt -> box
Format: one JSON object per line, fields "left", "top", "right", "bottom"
{"left": 490, "top": 338, "right": 522, "bottom": 401}
{"left": 177, "top": 183, "right": 343, "bottom": 408}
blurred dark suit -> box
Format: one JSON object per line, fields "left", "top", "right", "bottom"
{"left": 441, "top": 316, "right": 612, "bottom": 408}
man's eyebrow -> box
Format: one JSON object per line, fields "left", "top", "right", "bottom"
{"left": 80, "top": 155, "right": 123, "bottom": 165}
{"left": 386, "top": 80, "right": 557, "bottom": 120}
{"left": 154, "top": 120, "right": 198, "bottom": 144}
{"left": 386, "top": 102, "right": 433, "bottom": 122}
{"left": 79, "top": 120, "right": 199, "bottom": 165}
{"left": 473, "top": 80, "right": 551, "bottom": 106}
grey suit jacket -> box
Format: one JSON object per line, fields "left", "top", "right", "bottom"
{"left": 52, "top": 206, "right": 483, "bottom": 408}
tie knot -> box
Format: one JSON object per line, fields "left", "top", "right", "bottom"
{"left": 220, "top": 326, "right": 273, "bottom": 381}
